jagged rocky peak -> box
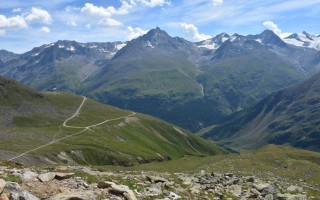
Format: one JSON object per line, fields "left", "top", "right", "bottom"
{"left": 139, "top": 27, "right": 172, "bottom": 45}
{"left": 257, "top": 29, "right": 286, "bottom": 47}
{"left": 121, "top": 26, "right": 194, "bottom": 52}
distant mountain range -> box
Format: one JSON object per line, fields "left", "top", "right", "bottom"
{"left": 203, "top": 71, "right": 320, "bottom": 152}
{"left": 0, "top": 28, "right": 319, "bottom": 131}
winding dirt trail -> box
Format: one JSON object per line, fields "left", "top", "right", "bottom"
{"left": 8, "top": 96, "right": 135, "bottom": 161}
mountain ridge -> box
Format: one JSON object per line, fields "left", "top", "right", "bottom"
{"left": 203, "top": 71, "right": 320, "bottom": 152}
{"left": 1, "top": 27, "right": 320, "bottom": 131}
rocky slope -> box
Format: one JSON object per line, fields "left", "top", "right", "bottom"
{"left": 0, "top": 162, "right": 312, "bottom": 200}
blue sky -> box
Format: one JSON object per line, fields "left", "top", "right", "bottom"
{"left": 1, "top": 0, "right": 320, "bottom": 53}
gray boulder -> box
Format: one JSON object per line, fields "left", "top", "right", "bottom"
{"left": 5, "top": 182, "right": 21, "bottom": 192}
{"left": 48, "top": 191, "right": 96, "bottom": 200}
{"left": 22, "top": 171, "right": 38, "bottom": 182}
{"left": 9, "top": 190, "right": 40, "bottom": 200}
{"left": 37, "top": 172, "right": 56, "bottom": 182}
{"left": 287, "top": 185, "right": 303, "bottom": 193}
{"left": 123, "top": 190, "right": 138, "bottom": 200}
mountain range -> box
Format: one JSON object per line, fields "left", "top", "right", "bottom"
{"left": 1, "top": 28, "right": 320, "bottom": 132}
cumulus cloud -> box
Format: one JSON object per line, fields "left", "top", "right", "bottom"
{"left": 212, "top": 0, "right": 223, "bottom": 6}
{"left": 81, "top": 1, "right": 168, "bottom": 18}
{"left": 0, "top": 8, "right": 51, "bottom": 35}
{"left": 79, "top": 1, "right": 170, "bottom": 31}
{"left": 81, "top": 2, "right": 133, "bottom": 17}
{"left": 98, "top": 18, "right": 123, "bottom": 28}
{"left": 40, "top": 26, "right": 50, "bottom": 33}
{"left": 0, "top": 15, "right": 28, "bottom": 29}
{"left": 180, "top": 23, "right": 211, "bottom": 41}
{"left": 25, "top": 7, "right": 52, "bottom": 24}
{"left": 81, "top": 3, "right": 112, "bottom": 17}
{"left": 127, "top": 26, "right": 148, "bottom": 40}
{"left": 263, "top": 20, "right": 292, "bottom": 38}
{"left": 116, "top": 1, "right": 135, "bottom": 14}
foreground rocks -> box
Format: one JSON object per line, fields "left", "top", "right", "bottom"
{"left": 0, "top": 165, "right": 315, "bottom": 199}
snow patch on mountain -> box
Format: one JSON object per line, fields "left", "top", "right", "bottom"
{"left": 255, "top": 39, "right": 262, "bottom": 44}
{"left": 196, "top": 33, "right": 231, "bottom": 50}
{"left": 32, "top": 52, "right": 40, "bottom": 56}
{"left": 66, "top": 46, "right": 76, "bottom": 52}
{"left": 45, "top": 43, "right": 54, "bottom": 48}
{"left": 146, "top": 41, "right": 155, "bottom": 48}
{"left": 115, "top": 43, "right": 127, "bottom": 50}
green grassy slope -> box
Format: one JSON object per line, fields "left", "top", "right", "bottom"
{"left": 203, "top": 72, "right": 320, "bottom": 151}
{"left": 199, "top": 50, "right": 305, "bottom": 116}
{"left": 0, "top": 76, "right": 227, "bottom": 166}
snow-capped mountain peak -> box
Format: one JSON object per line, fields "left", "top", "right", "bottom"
{"left": 196, "top": 33, "right": 231, "bottom": 50}
{"left": 283, "top": 31, "right": 320, "bottom": 50}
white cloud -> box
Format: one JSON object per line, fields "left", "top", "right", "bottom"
{"left": 180, "top": 23, "right": 211, "bottom": 41}
{"left": 127, "top": 26, "right": 148, "bottom": 40}
{"left": 98, "top": 18, "right": 123, "bottom": 28}
{"left": 81, "top": 3, "right": 112, "bottom": 17}
{"left": 0, "top": 8, "right": 52, "bottom": 35}
{"left": 67, "top": 20, "right": 77, "bottom": 26}
{"left": 0, "top": 15, "right": 28, "bottom": 29}
{"left": 25, "top": 7, "right": 52, "bottom": 24}
{"left": 136, "top": 0, "right": 170, "bottom": 7}
{"left": 81, "top": 2, "right": 134, "bottom": 17}
{"left": 263, "top": 21, "right": 281, "bottom": 35}
{"left": 263, "top": 20, "right": 292, "bottom": 38}
{"left": 116, "top": 1, "right": 135, "bottom": 14}
{"left": 40, "top": 26, "right": 50, "bottom": 33}
{"left": 212, "top": 0, "right": 223, "bottom": 6}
